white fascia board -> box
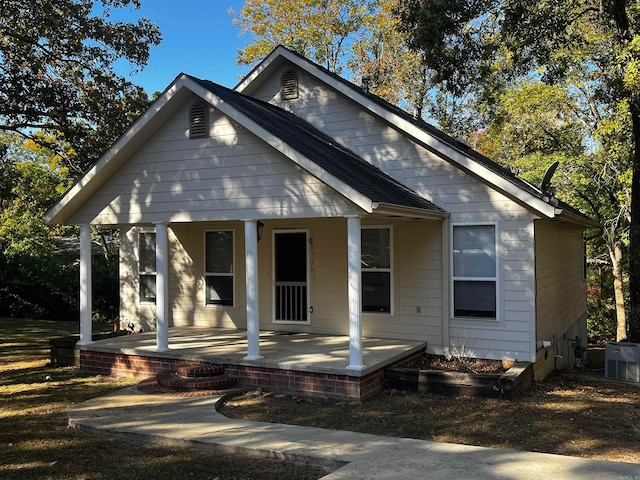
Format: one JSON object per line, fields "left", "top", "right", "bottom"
{"left": 46, "top": 79, "right": 185, "bottom": 225}
{"left": 372, "top": 203, "right": 449, "bottom": 220}
{"left": 187, "top": 79, "right": 375, "bottom": 214}
{"left": 262, "top": 49, "right": 558, "bottom": 219}
{"left": 553, "top": 208, "right": 602, "bottom": 229}
{"left": 234, "top": 45, "right": 289, "bottom": 93}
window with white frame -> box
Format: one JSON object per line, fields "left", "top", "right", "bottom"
{"left": 361, "top": 226, "right": 392, "bottom": 313}
{"left": 138, "top": 230, "right": 156, "bottom": 303}
{"left": 205, "top": 230, "right": 234, "bottom": 306}
{"left": 452, "top": 224, "right": 497, "bottom": 319}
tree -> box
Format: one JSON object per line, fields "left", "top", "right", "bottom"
{"left": 346, "top": 0, "right": 481, "bottom": 138}
{"left": 480, "top": 80, "right": 632, "bottom": 342}
{"left": 234, "top": 0, "right": 482, "bottom": 139}
{"left": 0, "top": 0, "right": 161, "bottom": 174}
{"left": 0, "top": 133, "right": 73, "bottom": 256}
{"left": 395, "top": 0, "right": 640, "bottom": 342}
{"left": 232, "top": 0, "right": 372, "bottom": 73}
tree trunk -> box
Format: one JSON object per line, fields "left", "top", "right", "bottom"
{"left": 610, "top": 240, "right": 627, "bottom": 341}
{"left": 628, "top": 99, "right": 640, "bottom": 343}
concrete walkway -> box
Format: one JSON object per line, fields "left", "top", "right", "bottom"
{"left": 68, "top": 386, "right": 640, "bottom": 479}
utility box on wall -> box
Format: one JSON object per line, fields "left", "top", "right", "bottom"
{"left": 605, "top": 342, "right": 640, "bottom": 383}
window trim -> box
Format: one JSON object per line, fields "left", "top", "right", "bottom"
{"left": 138, "top": 228, "right": 157, "bottom": 304}
{"left": 450, "top": 222, "right": 499, "bottom": 321}
{"left": 189, "top": 101, "right": 208, "bottom": 139}
{"left": 361, "top": 225, "right": 394, "bottom": 315}
{"left": 204, "top": 229, "right": 235, "bottom": 307}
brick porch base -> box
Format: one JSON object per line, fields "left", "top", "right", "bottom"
{"left": 79, "top": 349, "right": 422, "bottom": 401}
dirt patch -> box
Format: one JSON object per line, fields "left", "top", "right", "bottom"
{"left": 222, "top": 363, "right": 640, "bottom": 464}
{"left": 413, "top": 354, "right": 508, "bottom": 374}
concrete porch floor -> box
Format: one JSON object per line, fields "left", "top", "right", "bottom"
{"left": 80, "top": 327, "right": 427, "bottom": 377}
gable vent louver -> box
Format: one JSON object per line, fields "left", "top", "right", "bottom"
{"left": 189, "top": 101, "right": 208, "bottom": 138}
{"left": 281, "top": 69, "right": 299, "bottom": 100}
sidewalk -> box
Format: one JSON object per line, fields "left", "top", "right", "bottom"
{"left": 68, "top": 386, "right": 640, "bottom": 479}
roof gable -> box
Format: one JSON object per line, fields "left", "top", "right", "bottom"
{"left": 237, "top": 46, "right": 597, "bottom": 227}
{"left": 47, "top": 71, "right": 444, "bottom": 225}
{"left": 187, "top": 76, "right": 443, "bottom": 215}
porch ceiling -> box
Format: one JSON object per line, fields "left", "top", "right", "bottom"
{"left": 80, "top": 327, "right": 426, "bottom": 377}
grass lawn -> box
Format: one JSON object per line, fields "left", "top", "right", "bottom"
{"left": 0, "top": 318, "right": 327, "bottom": 480}
{"left": 223, "top": 349, "right": 640, "bottom": 464}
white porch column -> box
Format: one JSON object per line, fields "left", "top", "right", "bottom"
{"left": 78, "top": 224, "right": 93, "bottom": 345}
{"left": 441, "top": 217, "right": 451, "bottom": 359}
{"left": 155, "top": 222, "right": 169, "bottom": 352}
{"left": 346, "top": 215, "right": 365, "bottom": 370}
{"left": 243, "top": 219, "right": 263, "bottom": 360}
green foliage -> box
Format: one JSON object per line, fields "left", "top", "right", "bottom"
{"left": 0, "top": 246, "right": 119, "bottom": 322}
{"left": 0, "top": 1, "right": 160, "bottom": 321}
{"left": 396, "top": 0, "right": 640, "bottom": 340}
{"left": 586, "top": 261, "right": 620, "bottom": 343}
{"left": 0, "top": 0, "right": 161, "bottom": 173}
{"left": 395, "top": 0, "right": 496, "bottom": 97}
{"left": 0, "top": 133, "right": 117, "bottom": 321}
{"left": 0, "top": 134, "right": 73, "bottom": 257}
{"left": 232, "top": 0, "right": 373, "bottom": 73}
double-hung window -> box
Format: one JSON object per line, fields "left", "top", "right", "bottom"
{"left": 205, "top": 230, "right": 234, "bottom": 306}
{"left": 452, "top": 224, "right": 498, "bottom": 319}
{"left": 361, "top": 226, "right": 392, "bottom": 313}
{"left": 138, "top": 230, "right": 156, "bottom": 303}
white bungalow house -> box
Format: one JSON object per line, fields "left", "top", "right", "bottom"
{"left": 46, "top": 46, "right": 597, "bottom": 400}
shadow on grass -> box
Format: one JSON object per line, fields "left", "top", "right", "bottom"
{"left": 222, "top": 366, "right": 640, "bottom": 464}
{"left": 0, "top": 318, "right": 328, "bottom": 480}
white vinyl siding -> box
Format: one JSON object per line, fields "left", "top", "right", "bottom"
{"left": 68, "top": 95, "right": 362, "bottom": 225}
{"left": 110, "top": 65, "right": 548, "bottom": 364}
{"left": 253, "top": 68, "right": 536, "bottom": 361}
{"left": 535, "top": 220, "right": 587, "bottom": 346}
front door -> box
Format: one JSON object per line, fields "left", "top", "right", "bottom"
{"left": 273, "top": 231, "right": 309, "bottom": 323}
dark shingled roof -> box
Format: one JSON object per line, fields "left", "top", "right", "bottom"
{"left": 188, "top": 74, "right": 444, "bottom": 214}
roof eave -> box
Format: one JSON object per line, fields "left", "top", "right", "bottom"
{"left": 372, "top": 202, "right": 449, "bottom": 220}
{"left": 553, "top": 208, "right": 602, "bottom": 229}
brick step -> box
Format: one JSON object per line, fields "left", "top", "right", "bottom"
{"left": 175, "top": 361, "right": 224, "bottom": 378}
{"left": 156, "top": 370, "right": 237, "bottom": 392}
{"left": 137, "top": 376, "right": 244, "bottom": 398}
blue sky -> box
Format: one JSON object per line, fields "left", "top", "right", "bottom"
{"left": 113, "top": 1, "right": 250, "bottom": 94}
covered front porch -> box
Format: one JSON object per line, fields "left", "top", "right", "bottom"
{"left": 77, "top": 326, "right": 426, "bottom": 401}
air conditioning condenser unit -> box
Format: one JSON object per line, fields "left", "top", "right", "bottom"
{"left": 605, "top": 342, "right": 640, "bottom": 383}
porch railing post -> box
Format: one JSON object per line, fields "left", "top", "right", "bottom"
{"left": 78, "top": 224, "right": 93, "bottom": 346}
{"left": 346, "top": 215, "right": 366, "bottom": 370}
{"left": 155, "top": 222, "right": 169, "bottom": 352}
{"left": 243, "top": 219, "right": 263, "bottom": 360}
